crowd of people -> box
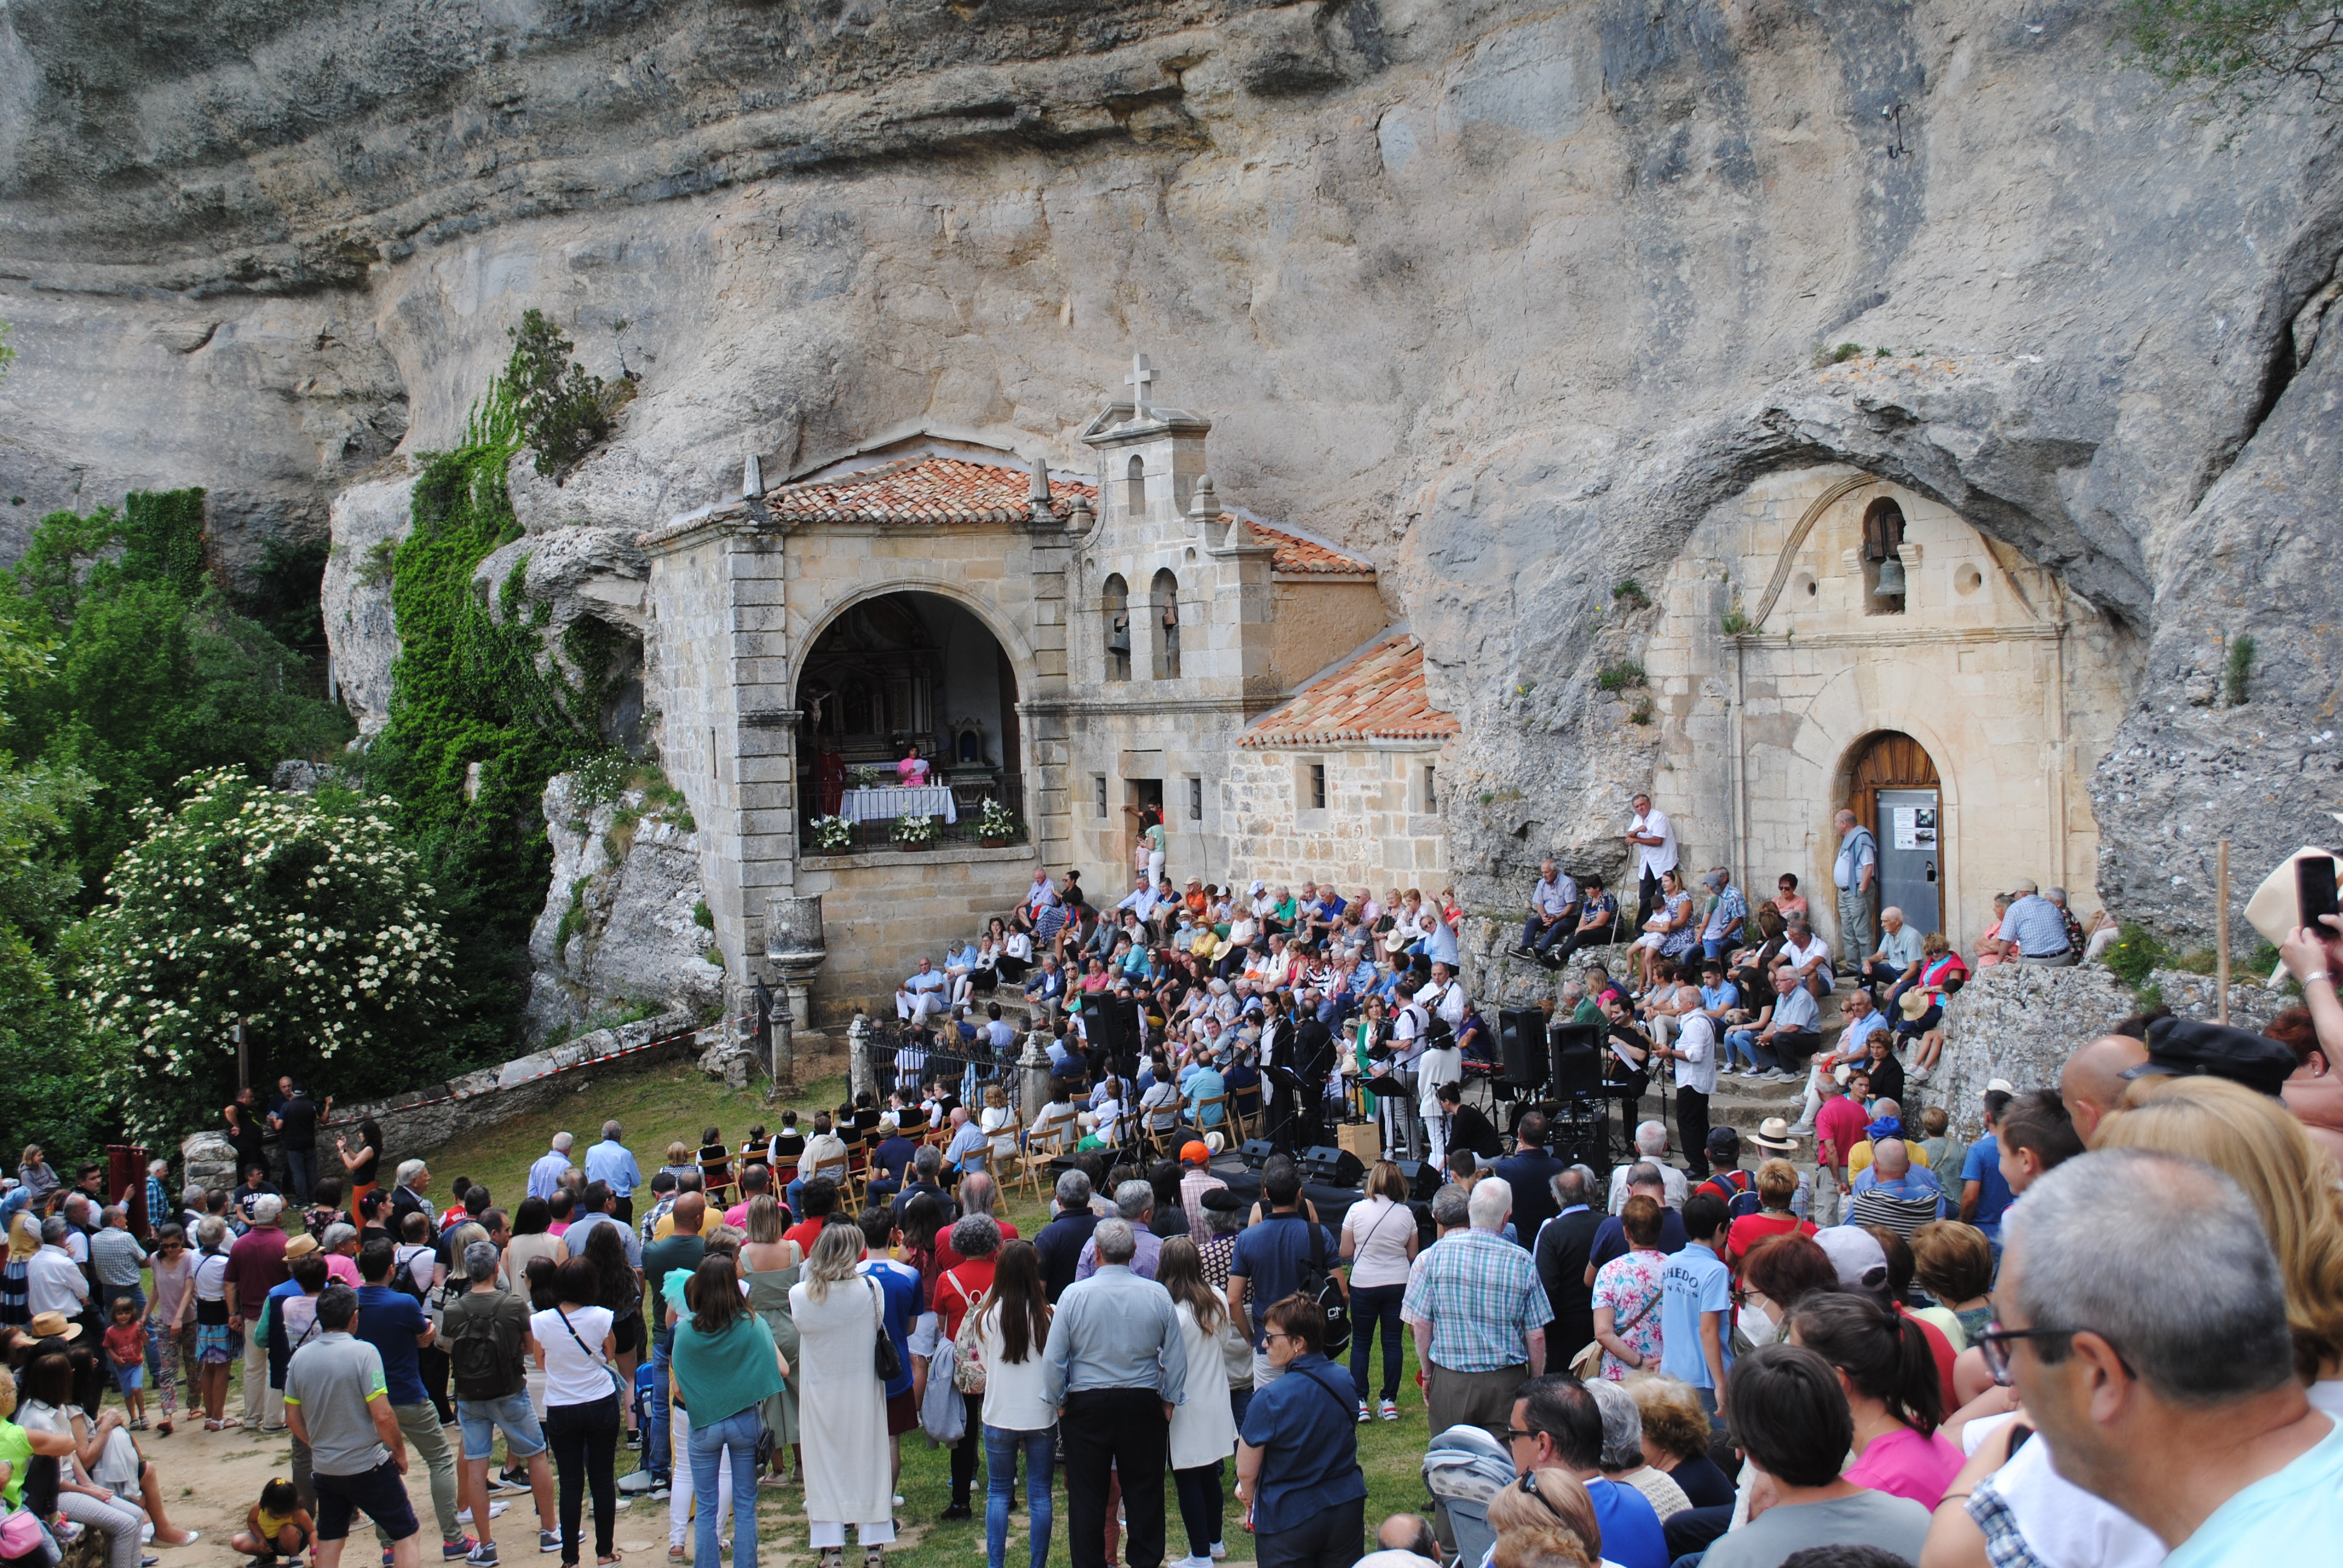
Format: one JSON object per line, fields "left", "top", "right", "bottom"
{"left": 2, "top": 806, "right": 2339, "bottom": 1568}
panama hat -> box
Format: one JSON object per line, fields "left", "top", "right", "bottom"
{"left": 1751, "top": 1117, "right": 1801, "bottom": 1152}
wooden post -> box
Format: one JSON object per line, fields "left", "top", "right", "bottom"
{"left": 2217, "top": 838, "right": 2232, "bottom": 1025}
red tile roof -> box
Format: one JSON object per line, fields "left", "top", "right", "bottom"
{"left": 1240, "top": 633, "right": 1459, "bottom": 747}
{"left": 761, "top": 456, "right": 1099, "bottom": 524}
{"left": 1247, "top": 521, "right": 1374, "bottom": 576}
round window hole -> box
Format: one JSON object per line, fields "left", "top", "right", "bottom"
{"left": 1956, "top": 564, "right": 1982, "bottom": 596}
{"left": 1793, "top": 572, "right": 1817, "bottom": 598}
{"left": 1184, "top": 547, "right": 1197, "bottom": 563}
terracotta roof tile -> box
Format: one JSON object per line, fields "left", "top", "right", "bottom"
{"left": 759, "top": 456, "right": 1099, "bottom": 525}
{"left": 1245, "top": 521, "right": 1375, "bottom": 576}
{"left": 1240, "top": 633, "right": 1458, "bottom": 747}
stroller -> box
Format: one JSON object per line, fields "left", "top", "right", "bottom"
{"left": 1422, "top": 1423, "right": 1516, "bottom": 1568}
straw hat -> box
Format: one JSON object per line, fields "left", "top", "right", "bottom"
{"left": 25, "top": 1311, "right": 81, "bottom": 1341}
{"left": 1751, "top": 1117, "right": 1801, "bottom": 1152}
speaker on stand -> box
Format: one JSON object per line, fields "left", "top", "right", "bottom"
{"left": 1547, "top": 1021, "right": 1614, "bottom": 1171}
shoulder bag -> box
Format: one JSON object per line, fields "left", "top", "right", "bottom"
{"left": 552, "top": 1306, "right": 626, "bottom": 1403}
{"left": 867, "top": 1275, "right": 903, "bottom": 1382}
{"left": 1570, "top": 1278, "right": 1663, "bottom": 1382}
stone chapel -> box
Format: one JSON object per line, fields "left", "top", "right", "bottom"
{"left": 641, "top": 362, "right": 1458, "bottom": 1020}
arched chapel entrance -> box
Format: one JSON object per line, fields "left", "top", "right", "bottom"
{"left": 1843, "top": 731, "right": 1943, "bottom": 935}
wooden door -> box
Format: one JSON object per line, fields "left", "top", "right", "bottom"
{"left": 1846, "top": 732, "right": 1939, "bottom": 834}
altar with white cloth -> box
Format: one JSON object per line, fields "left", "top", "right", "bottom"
{"left": 837, "top": 784, "right": 959, "bottom": 824}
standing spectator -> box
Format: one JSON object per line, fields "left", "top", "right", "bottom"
{"left": 17, "top": 1146, "right": 57, "bottom": 1206}
{"left": 1228, "top": 1165, "right": 1337, "bottom": 1389}
{"left": 1339, "top": 1161, "right": 1420, "bottom": 1422}
{"left": 26, "top": 1215, "right": 87, "bottom": 1322}
{"left": 791, "top": 1226, "right": 896, "bottom": 1568}
{"left": 1236, "top": 1295, "right": 1367, "bottom": 1568}
{"left": 283, "top": 1284, "right": 418, "bottom": 1568}
{"left": 1044, "top": 1218, "right": 1186, "bottom": 1568}
{"left": 1588, "top": 1197, "right": 1669, "bottom": 1381}
{"left": 228, "top": 1195, "right": 293, "bottom": 1432}
{"left": 528, "top": 1137, "right": 575, "bottom": 1204}
{"left": 334, "top": 1119, "right": 385, "bottom": 1219}
{"left": 1502, "top": 1374, "right": 1668, "bottom": 1568}
{"left": 1725, "top": 1159, "right": 1815, "bottom": 1267}
{"left": 1786, "top": 1291, "right": 1957, "bottom": 1508}
{"left": 390, "top": 1160, "right": 434, "bottom": 1232}
{"left": 856, "top": 1209, "right": 923, "bottom": 1502}
{"left": 672, "top": 1253, "right": 787, "bottom": 1568}
{"left": 1625, "top": 794, "right": 1678, "bottom": 932}
{"left": 1035, "top": 1171, "right": 1102, "bottom": 1304}
{"left": 1958, "top": 1085, "right": 2018, "bottom": 1245}
{"left": 1532, "top": 1168, "right": 1602, "bottom": 1368}
{"left": 90, "top": 1205, "right": 148, "bottom": 1339}
{"left": 1697, "top": 870, "right": 1745, "bottom": 962}
{"left": 1994, "top": 1089, "right": 2086, "bottom": 1197}
{"left": 225, "top": 1087, "right": 270, "bottom": 1189}
{"left": 355, "top": 1240, "right": 467, "bottom": 1561}
{"left": 1607, "top": 1126, "right": 1686, "bottom": 1214}
{"left": 275, "top": 1084, "right": 323, "bottom": 1204}
{"left": 1157, "top": 1237, "right": 1237, "bottom": 1568}
{"left": 972, "top": 1241, "right": 1058, "bottom": 1568}
{"left": 1696, "top": 1345, "right": 1928, "bottom": 1568}
{"left": 582, "top": 1124, "right": 641, "bottom": 1226}
{"left": 1830, "top": 809, "right": 1878, "bottom": 969}
{"left": 1657, "top": 1195, "right": 1732, "bottom": 1414}
{"left": 1809, "top": 1078, "right": 1872, "bottom": 1224}
{"left": 1651, "top": 1011, "right": 1718, "bottom": 1181}
{"left": 933, "top": 1215, "right": 1001, "bottom": 1521}
{"left": 533, "top": 1256, "right": 621, "bottom": 1568}
{"left": 444, "top": 1240, "right": 559, "bottom": 1564}
{"left": 192, "top": 1217, "right": 236, "bottom": 1426}
{"left": 1493, "top": 1114, "right": 1567, "bottom": 1249}
{"left": 1514, "top": 861, "right": 1581, "bottom": 967}
{"left": 147, "top": 1223, "right": 195, "bottom": 1435}
{"left": 1403, "top": 1178, "right": 1552, "bottom": 1440}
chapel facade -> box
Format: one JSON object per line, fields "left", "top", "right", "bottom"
{"left": 640, "top": 364, "right": 1456, "bottom": 1021}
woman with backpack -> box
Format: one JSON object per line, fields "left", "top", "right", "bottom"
{"left": 670, "top": 1254, "right": 788, "bottom": 1568}
{"left": 931, "top": 1216, "right": 1000, "bottom": 1523}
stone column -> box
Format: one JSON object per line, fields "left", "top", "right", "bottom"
{"left": 1020, "top": 1024, "right": 1055, "bottom": 1125}
{"left": 848, "top": 1013, "right": 874, "bottom": 1104}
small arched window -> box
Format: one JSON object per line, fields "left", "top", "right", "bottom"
{"left": 1151, "top": 568, "right": 1181, "bottom": 680}
{"left": 1102, "top": 573, "right": 1131, "bottom": 684}
{"left": 1125, "top": 455, "right": 1147, "bottom": 520}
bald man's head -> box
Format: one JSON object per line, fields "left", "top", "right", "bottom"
{"left": 670, "top": 1192, "right": 707, "bottom": 1233}
{"left": 2062, "top": 1034, "right": 2152, "bottom": 1143}
{"left": 1873, "top": 1136, "right": 1911, "bottom": 1177}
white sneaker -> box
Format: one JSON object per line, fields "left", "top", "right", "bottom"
{"left": 1210, "top": 1547, "right": 1227, "bottom": 1561}
{"left": 455, "top": 1506, "right": 510, "bottom": 1525}
{"left": 1787, "top": 1120, "right": 1815, "bottom": 1135}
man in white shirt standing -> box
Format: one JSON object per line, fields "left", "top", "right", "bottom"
{"left": 1607, "top": 1122, "right": 1689, "bottom": 1212}
{"left": 1830, "top": 808, "right": 1878, "bottom": 970}
{"left": 1653, "top": 1011, "right": 1719, "bottom": 1180}
{"left": 1625, "top": 794, "right": 1679, "bottom": 932}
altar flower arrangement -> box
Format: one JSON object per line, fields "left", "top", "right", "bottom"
{"left": 810, "top": 814, "right": 854, "bottom": 851}
{"left": 893, "top": 811, "right": 941, "bottom": 848}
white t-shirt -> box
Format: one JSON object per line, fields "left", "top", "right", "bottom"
{"left": 1342, "top": 1195, "right": 1416, "bottom": 1289}
{"left": 1631, "top": 809, "right": 1679, "bottom": 877}
{"left": 531, "top": 1305, "right": 618, "bottom": 1408}
{"left": 1778, "top": 934, "right": 1832, "bottom": 979}
{"left": 1417, "top": 1045, "right": 1463, "bottom": 1112}
{"left": 975, "top": 1306, "right": 1057, "bottom": 1432}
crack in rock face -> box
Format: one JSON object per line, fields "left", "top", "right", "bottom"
{"left": 4, "top": 0, "right": 2340, "bottom": 949}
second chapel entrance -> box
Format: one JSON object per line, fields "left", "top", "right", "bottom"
{"left": 1845, "top": 731, "right": 1942, "bottom": 936}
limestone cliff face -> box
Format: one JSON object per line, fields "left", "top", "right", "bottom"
{"left": 5, "top": 0, "right": 2342, "bottom": 939}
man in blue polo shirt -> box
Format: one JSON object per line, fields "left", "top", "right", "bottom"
{"left": 1237, "top": 1296, "right": 1366, "bottom": 1568}
{"left": 1228, "top": 1165, "right": 1336, "bottom": 1388}
{"left": 355, "top": 1240, "right": 468, "bottom": 1560}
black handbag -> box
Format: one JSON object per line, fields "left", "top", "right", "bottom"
{"left": 868, "top": 1277, "right": 903, "bottom": 1382}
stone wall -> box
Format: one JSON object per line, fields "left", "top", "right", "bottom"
{"left": 791, "top": 842, "right": 1041, "bottom": 1024}
{"left": 1224, "top": 742, "right": 1449, "bottom": 897}
{"left": 179, "top": 1010, "right": 706, "bottom": 1181}
{"left": 1921, "top": 963, "right": 2293, "bottom": 1138}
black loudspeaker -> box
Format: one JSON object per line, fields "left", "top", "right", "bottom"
{"left": 1240, "top": 1139, "right": 1279, "bottom": 1172}
{"left": 1394, "top": 1158, "right": 1443, "bottom": 1203}
{"left": 1302, "top": 1146, "right": 1367, "bottom": 1187}
{"left": 1499, "top": 1009, "right": 1548, "bottom": 1089}
{"left": 1550, "top": 1022, "right": 1606, "bottom": 1097}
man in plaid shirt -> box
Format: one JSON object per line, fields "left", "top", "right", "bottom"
{"left": 1403, "top": 1175, "right": 1553, "bottom": 1443}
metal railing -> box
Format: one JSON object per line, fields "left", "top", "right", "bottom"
{"left": 863, "top": 1018, "right": 1027, "bottom": 1116}
{"left": 802, "top": 771, "right": 1029, "bottom": 854}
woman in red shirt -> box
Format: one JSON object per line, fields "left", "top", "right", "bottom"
{"left": 934, "top": 1215, "right": 1001, "bottom": 1521}
{"left": 1726, "top": 1158, "right": 1816, "bottom": 1271}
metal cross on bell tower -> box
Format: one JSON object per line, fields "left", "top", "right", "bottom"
{"left": 1126, "top": 353, "right": 1155, "bottom": 422}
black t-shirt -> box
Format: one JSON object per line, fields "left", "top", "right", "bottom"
{"left": 1588, "top": 1208, "right": 1689, "bottom": 1273}
{"left": 1449, "top": 1104, "right": 1504, "bottom": 1161}
{"left": 276, "top": 1097, "right": 318, "bottom": 1151}
{"left": 1669, "top": 1450, "right": 1736, "bottom": 1510}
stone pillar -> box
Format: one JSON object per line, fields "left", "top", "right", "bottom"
{"left": 1020, "top": 1025, "right": 1055, "bottom": 1125}
{"left": 765, "top": 893, "right": 827, "bottom": 1089}
{"left": 848, "top": 1013, "right": 874, "bottom": 1104}
{"left": 1023, "top": 511, "right": 1076, "bottom": 869}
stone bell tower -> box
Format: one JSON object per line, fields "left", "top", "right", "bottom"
{"left": 1082, "top": 353, "right": 1216, "bottom": 534}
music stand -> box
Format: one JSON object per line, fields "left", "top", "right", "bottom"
{"left": 1363, "top": 1075, "right": 1407, "bottom": 1101}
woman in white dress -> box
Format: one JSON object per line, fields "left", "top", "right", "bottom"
{"left": 788, "top": 1224, "right": 896, "bottom": 1568}
{"left": 1414, "top": 1021, "right": 1464, "bottom": 1166}
{"left": 1157, "top": 1238, "right": 1237, "bottom": 1568}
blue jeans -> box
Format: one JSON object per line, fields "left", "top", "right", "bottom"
{"left": 647, "top": 1331, "right": 673, "bottom": 1481}
{"left": 688, "top": 1409, "right": 762, "bottom": 1568}
{"left": 284, "top": 1148, "right": 316, "bottom": 1204}
{"left": 983, "top": 1425, "right": 1055, "bottom": 1568}
{"left": 1722, "top": 1029, "right": 1776, "bottom": 1073}
{"left": 1348, "top": 1283, "right": 1405, "bottom": 1403}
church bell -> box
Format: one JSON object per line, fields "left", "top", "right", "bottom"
{"left": 1107, "top": 615, "right": 1132, "bottom": 656}
{"left": 1873, "top": 552, "right": 1907, "bottom": 598}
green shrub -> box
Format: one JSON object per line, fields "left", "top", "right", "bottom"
{"left": 2100, "top": 923, "right": 2171, "bottom": 987}
{"left": 505, "top": 310, "right": 611, "bottom": 480}
{"left": 1611, "top": 580, "right": 1650, "bottom": 610}
{"left": 1596, "top": 660, "right": 1647, "bottom": 692}
{"left": 693, "top": 899, "right": 714, "bottom": 931}
{"left": 2226, "top": 633, "right": 2254, "bottom": 706}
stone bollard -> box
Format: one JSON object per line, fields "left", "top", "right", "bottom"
{"left": 180, "top": 1131, "right": 238, "bottom": 1194}
{"left": 848, "top": 1012, "right": 873, "bottom": 1103}
{"left": 1020, "top": 1025, "right": 1055, "bottom": 1124}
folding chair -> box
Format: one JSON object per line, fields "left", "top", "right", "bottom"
{"left": 1228, "top": 1083, "right": 1262, "bottom": 1141}
{"left": 1188, "top": 1094, "right": 1230, "bottom": 1148}
{"left": 698, "top": 1144, "right": 735, "bottom": 1205}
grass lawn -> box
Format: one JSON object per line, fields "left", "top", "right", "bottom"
{"left": 408, "top": 1054, "right": 1452, "bottom": 1568}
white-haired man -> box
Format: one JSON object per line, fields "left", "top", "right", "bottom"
{"left": 227, "top": 1194, "right": 292, "bottom": 1431}
{"left": 1999, "top": 879, "right": 2076, "bottom": 967}
{"left": 896, "top": 956, "right": 949, "bottom": 1024}
{"left": 1402, "top": 1177, "right": 1551, "bottom": 1445}
{"left": 1608, "top": 1123, "right": 1687, "bottom": 1213}
{"left": 526, "top": 1134, "right": 572, "bottom": 1202}
{"left": 1831, "top": 808, "right": 1878, "bottom": 969}
{"left": 1858, "top": 905, "right": 1925, "bottom": 1011}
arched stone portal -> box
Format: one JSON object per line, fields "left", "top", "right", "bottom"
{"left": 794, "top": 590, "right": 1024, "bottom": 846}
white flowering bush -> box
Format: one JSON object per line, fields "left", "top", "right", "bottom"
{"left": 809, "top": 814, "right": 854, "bottom": 851}
{"left": 81, "top": 768, "right": 457, "bottom": 1137}
{"left": 976, "top": 797, "right": 1023, "bottom": 840}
